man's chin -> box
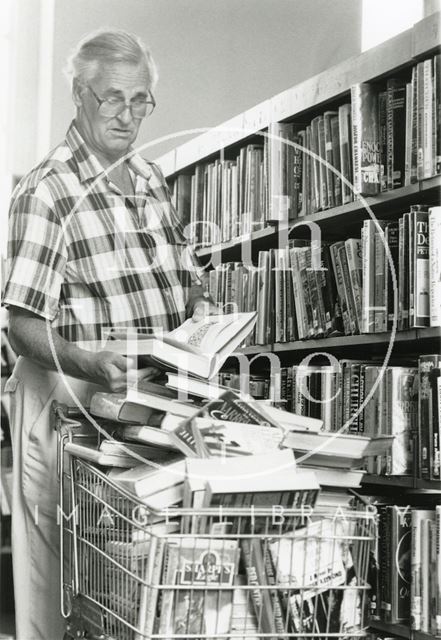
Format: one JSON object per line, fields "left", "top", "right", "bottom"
{"left": 106, "top": 140, "right": 133, "bottom": 158}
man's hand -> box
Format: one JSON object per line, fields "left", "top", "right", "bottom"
{"left": 91, "top": 351, "right": 136, "bottom": 392}
{"left": 91, "top": 354, "right": 163, "bottom": 392}
{"left": 191, "top": 299, "right": 221, "bottom": 323}
{"left": 127, "top": 366, "right": 163, "bottom": 386}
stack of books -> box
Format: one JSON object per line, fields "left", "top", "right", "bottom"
{"left": 64, "top": 312, "right": 391, "bottom": 639}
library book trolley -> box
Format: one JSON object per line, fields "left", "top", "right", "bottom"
{"left": 53, "top": 402, "right": 377, "bottom": 640}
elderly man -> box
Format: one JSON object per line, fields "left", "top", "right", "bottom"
{"left": 3, "top": 28, "right": 214, "bottom": 639}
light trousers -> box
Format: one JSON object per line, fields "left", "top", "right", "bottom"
{"left": 5, "top": 357, "right": 99, "bottom": 640}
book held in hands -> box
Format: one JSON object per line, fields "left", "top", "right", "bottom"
{"left": 105, "top": 311, "right": 257, "bottom": 379}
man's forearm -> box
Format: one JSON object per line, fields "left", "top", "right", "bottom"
{"left": 9, "top": 311, "right": 94, "bottom": 380}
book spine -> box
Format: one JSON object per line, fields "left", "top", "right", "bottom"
{"left": 412, "top": 211, "right": 430, "bottom": 327}
{"left": 241, "top": 539, "right": 277, "bottom": 637}
{"left": 273, "top": 250, "right": 284, "bottom": 343}
{"left": 374, "top": 226, "right": 387, "bottom": 333}
{"left": 358, "top": 364, "right": 366, "bottom": 434}
{"left": 261, "top": 541, "right": 287, "bottom": 634}
{"left": 321, "top": 243, "right": 343, "bottom": 335}
{"left": 385, "top": 222, "right": 400, "bottom": 331}
{"left": 435, "top": 54, "right": 441, "bottom": 174}
{"left": 317, "top": 115, "right": 329, "bottom": 210}
{"left": 416, "top": 62, "right": 425, "bottom": 181}
{"left": 292, "top": 134, "right": 303, "bottom": 219}
{"left": 338, "top": 103, "right": 353, "bottom": 204}
{"left": 304, "top": 126, "right": 312, "bottom": 216}
{"left": 432, "top": 374, "right": 441, "bottom": 481}
{"left": 284, "top": 248, "right": 296, "bottom": 341}
{"left": 405, "top": 82, "right": 413, "bottom": 186}
{"left": 423, "top": 59, "right": 434, "bottom": 179}
{"left": 338, "top": 243, "right": 358, "bottom": 334}
{"left": 391, "top": 506, "right": 411, "bottom": 623}
{"left": 362, "top": 221, "right": 375, "bottom": 334}
{"left": 345, "top": 238, "right": 363, "bottom": 332}
{"left": 310, "top": 116, "right": 321, "bottom": 213}
{"left": 436, "top": 506, "right": 441, "bottom": 636}
{"left": 387, "top": 368, "right": 418, "bottom": 476}
{"left": 307, "top": 250, "right": 325, "bottom": 337}
{"left": 387, "top": 79, "right": 407, "bottom": 189}
{"left": 323, "top": 111, "right": 336, "bottom": 209}
{"left": 411, "top": 66, "right": 419, "bottom": 183}
{"left": 379, "top": 505, "right": 392, "bottom": 622}
{"left": 429, "top": 207, "right": 441, "bottom": 327}
{"left": 313, "top": 247, "right": 331, "bottom": 336}
{"left": 135, "top": 537, "right": 165, "bottom": 640}
{"left": 330, "top": 242, "right": 352, "bottom": 335}
{"left": 411, "top": 510, "right": 423, "bottom": 630}
{"left": 378, "top": 90, "right": 388, "bottom": 191}
{"left": 402, "top": 212, "right": 410, "bottom": 330}
{"left": 330, "top": 114, "right": 342, "bottom": 206}
{"left": 351, "top": 82, "right": 380, "bottom": 196}
{"left": 297, "top": 248, "right": 315, "bottom": 337}
{"left": 349, "top": 363, "right": 361, "bottom": 433}
{"left": 419, "top": 355, "right": 441, "bottom": 479}
{"left": 421, "top": 517, "right": 432, "bottom": 632}
{"left": 256, "top": 251, "right": 269, "bottom": 345}
{"left": 289, "top": 248, "right": 307, "bottom": 339}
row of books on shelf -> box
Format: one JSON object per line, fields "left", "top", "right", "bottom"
{"left": 171, "top": 54, "right": 440, "bottom": 244}
{"left": 372, "top": 504, "right": 441, "bottom": 639}
{"left": 206, "top": 205, "right": 441, "bottom": 343}
{"left": 213, "top": 354, "right": 441, "bottom": 481}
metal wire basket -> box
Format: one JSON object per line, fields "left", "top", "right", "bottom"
{"left": 55, "top": 404, "right": 377, "bottom": 640}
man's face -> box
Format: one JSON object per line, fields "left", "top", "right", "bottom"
{"left": 74, "top": 61, "right": 151, "bottom": 164}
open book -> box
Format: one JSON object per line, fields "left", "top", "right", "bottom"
{"left": 105, "top": 312, "right": 257, "bottom": 379}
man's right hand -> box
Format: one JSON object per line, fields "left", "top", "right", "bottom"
{"left": 90, "top": 351, "right": 135, "bottom": 392}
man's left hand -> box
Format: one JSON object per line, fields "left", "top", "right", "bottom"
{"left": 191, "top": 299, "right": 221, "bottom": 323}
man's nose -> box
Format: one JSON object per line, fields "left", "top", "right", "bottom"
{"left": 117, "top": 105, "right": 133, "bottom": 125}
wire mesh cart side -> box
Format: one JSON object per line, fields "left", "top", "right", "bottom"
{"left": 54, "top": 402, "right": 378, "bottom": 640}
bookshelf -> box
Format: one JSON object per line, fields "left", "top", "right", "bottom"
{"left": 235, "top": 327, "right": 441, "bottom": 357}
{"left": 193, "top": 175, "right": 441, "bottom": 260}
{"left": 156, "top": 11, "right": 441, "bottom": 640}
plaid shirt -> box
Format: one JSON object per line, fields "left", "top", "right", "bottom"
{"left": 3, "top": 122, "right": 204, "bottom": 348}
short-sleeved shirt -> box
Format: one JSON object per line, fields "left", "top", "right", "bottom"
{"left": 3, "top": 122, "right": 203, "bottom": 348}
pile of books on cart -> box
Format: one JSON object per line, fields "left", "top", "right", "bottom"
{"left": 64, "top": 312, "right": 387, "bottom": 638}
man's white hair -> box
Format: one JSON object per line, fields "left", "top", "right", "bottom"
{"left": 64, "top": 27, "right": 158, "bottom": 89}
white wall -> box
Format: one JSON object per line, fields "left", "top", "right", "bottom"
{"left": 49, "top": 0, "right": 362, "bottom": 160}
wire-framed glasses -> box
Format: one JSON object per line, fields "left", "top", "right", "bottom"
{"left": 87, "top": 85, "right": 156, "bottom": 119}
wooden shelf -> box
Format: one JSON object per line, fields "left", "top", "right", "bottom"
{"left": 369, "top": 620, "right": 411, "bottom": 639}
{"left": 194, "top": 176, "right": 441, "bottom": 259}
{"left": 369, "top": 619, "right": 441, "bottom": 639}
{"left": 362, "top": 475, "right": 441, "bottom": 492}
{"left": 235, "top": 326, "right": 440, "bottom": 357}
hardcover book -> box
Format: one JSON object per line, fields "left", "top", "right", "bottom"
{"left": 157, "top": 538, "right": 239, "bottom": 638}
{"left": 106, "top": 312, "right": 257, "bottom": 379}
{"left": 351, "top": 83, "right": 380, "bottom": 196}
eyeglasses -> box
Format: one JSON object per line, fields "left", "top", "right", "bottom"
{"left": 87, "top": 85, "right": 156, "bottom": 119}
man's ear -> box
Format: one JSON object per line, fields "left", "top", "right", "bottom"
{"left": 72, "top": 78, "right": 84, "bottom": 108}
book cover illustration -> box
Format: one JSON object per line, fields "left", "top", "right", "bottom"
{"left": 161, "top": 539, "right": 239, "bottom": 638}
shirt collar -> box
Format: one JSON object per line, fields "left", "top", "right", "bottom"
{"left": 66, "top": 121, "right": 153, "bottom": 185}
